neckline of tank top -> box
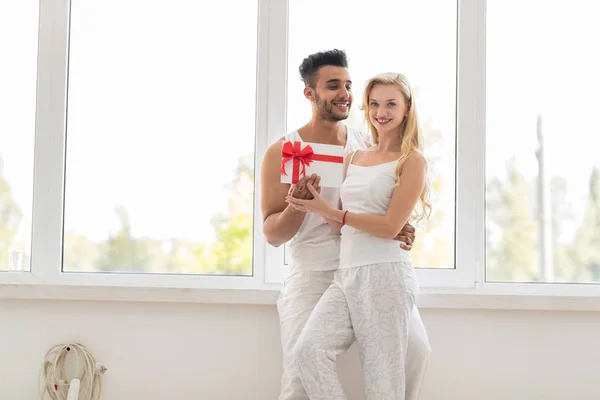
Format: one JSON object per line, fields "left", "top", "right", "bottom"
{"left": 349, "top": 159, "right": 398, "bottom": 168}
{"left": 350, "top": 151, "right": 406, "bottom": 168}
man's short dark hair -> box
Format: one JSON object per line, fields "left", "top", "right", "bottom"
{"left": 299, "top": 49, "right": 348, "bottom": 88}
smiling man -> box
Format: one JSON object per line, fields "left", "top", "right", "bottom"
{"left": 260, "top": 49, "right": 430, "bottom": 399}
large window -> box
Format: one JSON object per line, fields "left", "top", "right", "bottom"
{"left": 4, "top": 0, "right": 600, "bottom": 300}
{"left": 63, "top": 0, "right": 258, "bottom": 275}
{"left": 486, "top": 0, "right": 600, "bottom": 284}
{"left": 286, "top": 0, "right": 458, "bottom": 271}
{"left": 0, "top": 1, "right": 38, "bottom": 272}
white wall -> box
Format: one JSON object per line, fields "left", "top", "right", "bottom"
{"left": 1, "top": 299, "right": 599, "bottom": 400}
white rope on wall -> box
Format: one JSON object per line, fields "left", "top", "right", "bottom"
{"left": 40, "top": 343, "right": 106, "bottom": 400}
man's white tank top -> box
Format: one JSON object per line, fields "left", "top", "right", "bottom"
{"left": 339, "top": 150, "right": 411, "bottom": 269}
{"left": 284, "top": 126, "right": 366, "bottom": 273}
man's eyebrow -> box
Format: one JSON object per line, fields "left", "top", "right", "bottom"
{"left": 326, "top": 79, "right": 352, "bottom": 84}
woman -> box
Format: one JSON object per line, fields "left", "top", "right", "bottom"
{"left": 286, "top": 72, "right": 431, "bottom": 400}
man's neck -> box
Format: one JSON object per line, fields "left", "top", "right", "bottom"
{"left": 298, "top": 119, "right": 347, "bottom": 146}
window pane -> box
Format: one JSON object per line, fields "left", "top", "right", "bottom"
{"left": 486, "top": 0, "right": 600, "bottom": 283}
{"left": 287, "top": 0, "right": 457, "bottom": 269}
{"left": 63, "top": 0, "right": 258, "bottom": 275}
{"left": 0, "top": 1, "right": 38, "bottom": 272}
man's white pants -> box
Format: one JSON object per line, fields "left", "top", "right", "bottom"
{"left": 276, "top": 266, "right": 430, "bottom": 400}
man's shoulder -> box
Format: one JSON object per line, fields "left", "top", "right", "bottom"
{"left": 264, "top": 129, "right": 303, "bottom": 161}
{"left": 281, "top": 129, "right": 300, "bottom": 142}
{"left": 265, "top": 139, "right": 284, "bottom": 158}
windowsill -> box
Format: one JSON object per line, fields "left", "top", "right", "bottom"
{"left": 3, "top": 283, "right": 600, "bottom": 312}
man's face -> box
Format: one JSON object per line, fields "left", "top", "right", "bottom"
{"left": 310, "top": 66, "right": 352, "bottom": 122}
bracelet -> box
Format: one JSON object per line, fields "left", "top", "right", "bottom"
{"left": 341, "top": 210, "right": 349, "bottom": 226}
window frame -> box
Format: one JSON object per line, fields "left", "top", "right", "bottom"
{"left": 2, "top": 0, "right": 275, "bottom": 292}
{"left": 265, "top": 0, "right": 483, "bottom": 289}
{"left": 3, "top": 0, "right": 600, "bottom": 305}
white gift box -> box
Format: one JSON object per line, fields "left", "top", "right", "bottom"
{"left": 280, "top": 140, "right": 345, "bottom": 188}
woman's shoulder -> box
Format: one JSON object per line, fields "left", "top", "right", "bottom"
{"left": 399, "top": 150, "right": 427, "bottom": 172}
{"left": 402, "top": 149, "right": 425, "bottom": 162}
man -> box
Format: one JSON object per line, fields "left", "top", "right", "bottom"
{"left": 260, "top": 49, "right": 431, "bottom": 399}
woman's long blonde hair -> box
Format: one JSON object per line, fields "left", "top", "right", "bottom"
{"left": 362, "top": 72, "right": 432, "bottom": 222}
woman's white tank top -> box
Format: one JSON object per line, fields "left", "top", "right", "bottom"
{"left": 339, "top": 150, "right": 411, "bottom": 269}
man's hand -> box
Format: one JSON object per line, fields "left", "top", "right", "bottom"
{"left": 288, "top": 174, "right": 321, "bottom": 200}
{"left": 394, "top": 222, "right": 416, "bottom": 251}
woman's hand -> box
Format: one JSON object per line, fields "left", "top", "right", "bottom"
{"left": 286, "top": 183, "right": 334, "bottom": 217}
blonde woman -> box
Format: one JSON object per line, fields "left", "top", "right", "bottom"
{"left": 286, "top": 72, "right": 431, "bottom": 400}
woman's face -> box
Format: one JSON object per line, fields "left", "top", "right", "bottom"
{"left": 368, "top": 84, "right": 408, "bottom": 137}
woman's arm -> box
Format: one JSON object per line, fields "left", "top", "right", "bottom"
{"left": 301, "top": 153, "right": 426, "bottom": 239}
{"left": 322, "top": 151, "right": 355, "bottom": 232}
{"left": 322, "top": 198, "right": 343, "bottom": 231}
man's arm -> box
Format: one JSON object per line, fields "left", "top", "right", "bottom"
{"left": 260, "top": 139, "right": 317, "bottom": 247}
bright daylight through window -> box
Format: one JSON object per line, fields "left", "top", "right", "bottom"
{"left": 0, "top": 0, "right": 38, "bottom": 273}
{"left": 62, "top": 0, "right": 258, "bottom": 276}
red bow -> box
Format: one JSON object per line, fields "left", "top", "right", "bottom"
{"left": 281, "top": 141, "right": 314, "bottom": 183}
{"left": 281, "top": 141, "right": 344, "bottom": 184}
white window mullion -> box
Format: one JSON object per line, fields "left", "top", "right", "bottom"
{"left": 264, "top": 0, "right": 289, "bottom": 284}
{"left": 418, "top": 0, "right": 485, "bottom": 289}
{"left": 253, "top": 0, "right": 278, "bottom": 287}
{"left": 30, "top": 0, "right": 70, "bottom": 284}
{"left": 473, "top": 0, "right": 487, "bottom": 287}
{"left": 454, "top": 0, "right": 486, "bottom": 288}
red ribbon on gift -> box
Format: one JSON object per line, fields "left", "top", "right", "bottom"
{"left": 280, "top": 140, "right": 344, "bottom": 183}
